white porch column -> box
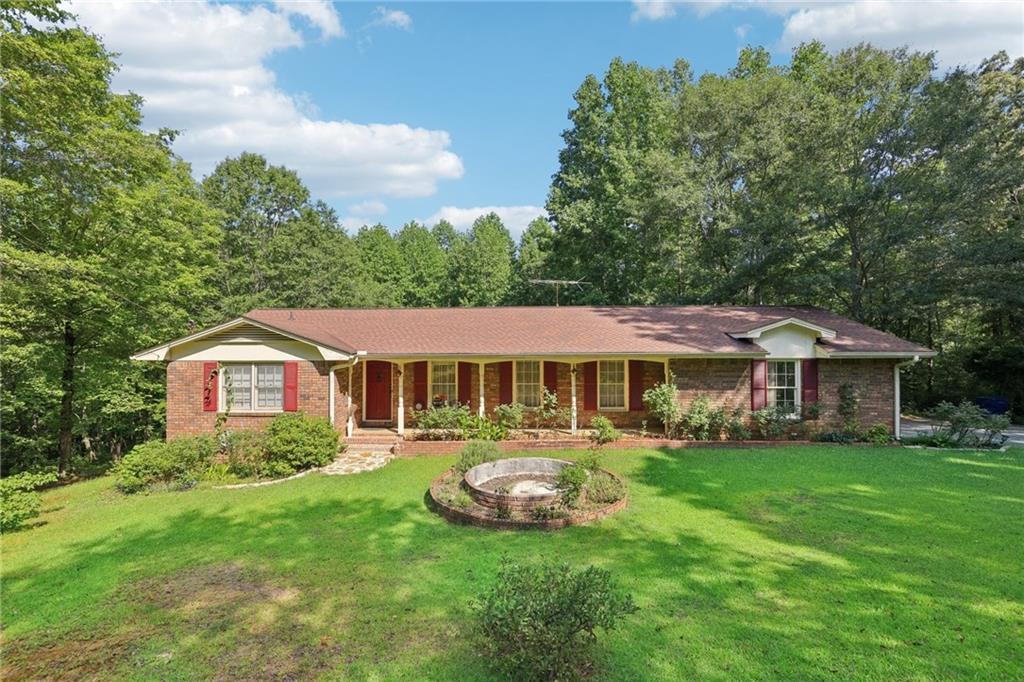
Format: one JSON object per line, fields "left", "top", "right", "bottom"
{"left": 397, "top": 362, "right": 406, "bottom": 436}
{"left": 570, "top": 363, "right": 578, "bottom": 435}
{"left": 478, "top": 362, "right": 486, "bottom": 417}
{"left": 346, "top": 365, "right": 354, "bottom": 437}
{"left": 894, "top": 362, "right": 901, "bottom": 440}
{"left": 329, "top": 369, "right": 336, "bottom": 427}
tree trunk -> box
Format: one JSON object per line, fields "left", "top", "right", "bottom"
{"left": 58, "top": 321, "right": 76, "bottom": 476}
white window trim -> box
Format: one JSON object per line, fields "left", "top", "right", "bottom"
{"left": 219, "top": 362, "right": 284, "bottom": 413}
{"left": 597, "top": 359, "right": 628, "bottom": 412}
{"left": 767, "top": 359, "right": 802, "bottom": 414}
{"left": 428, "top": 361, "right": 459, "bottom": 407}
{"left": 513, "top": 360, "right": 543, "bottom": 409}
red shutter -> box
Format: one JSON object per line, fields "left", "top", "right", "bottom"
{"left": 498, "top": 361, "right": 513, "bottom": 404}
{"left": 801, "top": 359, "right": 819, "bottom": 404}
{"left": 582, "top": 361, "right": 597, "bottom": 411}
{"left": 628, "top": 360, "right": 644, "bottom": 411}
{"left": 202, "top": 362, "right": 218, "bottom": 412}
{"left": 412, "top": 361, "right": 428, "bottom": 408}
{"left": 543, "top": 361, "right": 558, "bottom": 395}
{"left": 458, "top": 362, "right": 472, "bottom": 405}
{"left": 751, "top": 359, "right": 767, "bottom": 411}
{"left": 283, "top": 361, "right": 298, "bottom": 411}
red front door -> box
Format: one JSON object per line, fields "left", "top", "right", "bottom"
{"left": 364, "top": 361, "right": 392, "bottom": 421}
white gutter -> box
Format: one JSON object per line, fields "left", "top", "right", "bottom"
{"left": 894, "top": 355, "right": 921, "bottom": 440}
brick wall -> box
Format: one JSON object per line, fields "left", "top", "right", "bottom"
{"left": 166, "top": 360, "right": 333, "bottom": 439}
{"left": 818, "top": 359, "right": 896, "bottom": 431}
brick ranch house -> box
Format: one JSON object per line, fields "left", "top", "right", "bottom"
{"left": 132, "top": 306, "right": 934, "bottom": 441}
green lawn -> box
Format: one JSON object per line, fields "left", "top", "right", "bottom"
{"left": 3, "top": 446, "right": 1022, "bottom": 680}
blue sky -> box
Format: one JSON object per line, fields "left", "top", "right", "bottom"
{"left": 72, "top": 1, "right": 1022, "bottom": 238}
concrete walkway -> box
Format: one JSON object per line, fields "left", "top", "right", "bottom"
{"left": 321, "top": 449, "right": 393, "bottom": 475}
{"left": 901, "top": 415, "right": 1024, "bottom": 445}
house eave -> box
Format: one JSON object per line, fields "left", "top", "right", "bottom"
{"left": 729, "top": 317, "right": 838, "bottom": 340}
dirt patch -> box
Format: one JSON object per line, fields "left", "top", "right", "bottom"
{"left": 2, "top": 563, "right": 341, "bottom": 681}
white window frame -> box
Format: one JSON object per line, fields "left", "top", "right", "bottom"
{"left": 514, "top": 360, "right": 543, "bottom": 409}
{"left": 597, "top": 360, "right": 628, "bottom": 411}
{"left": 220, "top": 362, "right": 284, "bottom": 413}
{"left": 767, "top": 360, "right": 801, "bottom": 414}
{"left": 428, "top": 361, "right": 458, "bottom": 407}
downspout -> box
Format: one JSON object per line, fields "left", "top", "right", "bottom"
{"left": 894, "top": 355, "right": 920, "bottom": 440}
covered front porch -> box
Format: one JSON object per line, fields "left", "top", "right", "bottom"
{"left": 333, "top": 356, "right": 673, "bottom": 437}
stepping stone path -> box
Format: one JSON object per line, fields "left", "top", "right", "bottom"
{"left": 321, "top": 449, "right": 393, "bottom": 475}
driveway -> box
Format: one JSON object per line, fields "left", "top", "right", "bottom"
{"left": 900, "top": 415, "right": 1024, "bottom": 446}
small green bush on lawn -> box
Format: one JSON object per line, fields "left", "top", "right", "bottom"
{"left": 0, "top": 471, "right": 58, "bottom": 531}
{"left": 113, "top": 436, "right": 217, "bottom": 493}
{"left": 473, "top": 559, "right": 638, "bottom": 681}
{"left": 263, "top": 413, "right": 339, "bottom": 476}
{"left": 455, "top": 440, "right": 501, "bottom": 474}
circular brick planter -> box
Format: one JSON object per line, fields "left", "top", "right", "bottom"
{"left": 463, "top": 457, "right": 570, "bottom": 511}
{"left": 428, "top": 462, "right": 628, "bottom": 530}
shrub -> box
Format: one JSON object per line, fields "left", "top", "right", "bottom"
{"left": 413, "top": 404, "right": 472, "bottom": 440}
{"left": 493, "top": 402, "right": 525, "bottom": 430}
{"left": 556, "top": 463, "right": 589, "bottom": 507}
{"left": 533, "top": 388, "right": 571, "bottom": 431}
{"left": 725, "top": 407, "right": 751, "bottom": 440}
{"left": 455, "top": 440, "right": 502, "bottom": 474}
{"left": 588, "top": 416, "right": 621, "bottom": 447}
{"left": 683, "top": 395, "right": 726, "bottom": 440}
{"left": 587, "top": 471, "right": 625, "bottom": 505}
{"left": 751, "top": 407, "right": 791, "bottom": 440}
{"left": 473, "top": 559, "right": 638, "bottom": 681}
{"left": 866, "top": 423, "right": 892, "bottom": 445}
{"left": 460, "top": 415, "right": 506, "bottom": 441}
{"left": 221, "top": 429, "right": 269, "bottom": 478}
{"left": 802, "top": 402, "right": 822, "bottom": 421}
{"left": 113, "top": 436, "right": 217, "bottom": 493}
{"left": 264, "top": 413, "right": 338, "bottom": 475}
{"left": 928, "top": 400, "right": 1010, "bottom": 448}
{"left": 642, "top": 377, "right": 680, "bottom": 436}
{"left": 0, "top": 471, "right": 58, "bottom": 532}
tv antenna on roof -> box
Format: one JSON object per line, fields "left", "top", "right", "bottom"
{"left": 528, "top": 279, "right": 588, "bottom": 306}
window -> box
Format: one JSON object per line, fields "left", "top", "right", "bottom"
{"left": 256, "top": 364, "right": 283, "bottom": 409}
{"left": 221, "top": 363, "right": 283, "bottom": 412}
{"left": 431, "top": 362, "right": 457, "bottom": 405}
{"left": 768, "top": 360, "right": 799, "bottom": 413}
{"left": 515, "top": 360, "right": 541, "bottom": 408}
{"left": 598, "top": 360, "right": 626, "bottom": 409}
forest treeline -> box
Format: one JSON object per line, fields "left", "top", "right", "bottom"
{"left": 2, "top": 1, "right": 1022, "bottom": 473}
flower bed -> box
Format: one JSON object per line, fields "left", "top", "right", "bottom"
{"left": 428, "top": 461, "right": 628, "bottom": 530}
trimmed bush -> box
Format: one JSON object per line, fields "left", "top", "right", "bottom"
{"left": 413, "top": 404, "right": 472, "bottom": 440}
{"left": 0, "top": 471, "right": 58, "bottom": 531}
{"left": 752, "top": 407, "right": 791, "bottom": 440}
{"left": 642, "top": 377, "right": 680, "bottom": 436}
{"left": 455, "top": 440, "right": 501, "bottom": 474}
{"left": 588, "top": 416, "right": 621, "bottom": 447}
{"left": 556, "top": 462, "right": 588, "bottom": 507}
{"left": 222, "top": 429, "right": 269, "bottom": 478}
{"left": 113, "top": 436, "right": 217, "bottom": 493}
{"left": 683, "top": 395, "right": 726, "bottom": 440}
{"left": 473, "top": 559, "right": 638, "bottom": 681}
{"left": 264, "top": 413, "right": 339, "bottom": 475}
{"left": 725, "top": 407, "right": 752, "bottom": 440}
{"left": 866, "top": 423, "right": 892, "bottom": 445}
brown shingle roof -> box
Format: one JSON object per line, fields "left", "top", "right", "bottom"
{"left": 244, "top": 306, "right": 932, "bottom": 357}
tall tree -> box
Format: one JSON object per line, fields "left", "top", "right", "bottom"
{"left": 431, "top": 219, "right": 468, "bottom": 306}
{"left": 510, "top": 217, "right": 557, "bottom": 304}
{"left": 354, "top": 224, "right": 411, "bottom": 307}
{"left": 1, "top": 1, "right": 221, "bottom": 473}
{"left": 455, "top": 213, "right": 515, "bottom": 306}
{"left": 396, "top": 221, "right": 447, "bottom": 306}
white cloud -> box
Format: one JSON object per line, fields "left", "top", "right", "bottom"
{"left": 779, "top": 1, "right": 1023, "bottom": 67}
{"left": 370, "top": 7, "right": 413, "bottom": 31}
{"left": 734, "top": 23, "right": 751, "bottom": 40}
{"left": 274, "top": 0, "right": 345, "bottom": 38}
{"left": 426, "top": 206, "right": 546, "bottom": 240}
{"left": 348, "top": 200, "right": 388, "bottom": 216}
{"left": 71, "top": 1, "right": 462, "bottom": 198}
{"left": 630, "top": 1, "right": 1023, "bottom": 66}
